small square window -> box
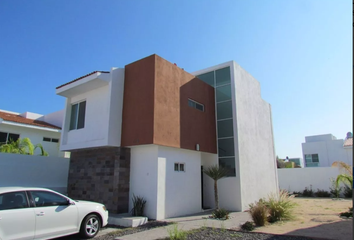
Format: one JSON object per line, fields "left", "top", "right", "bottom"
{"left": 174, "top": 163, "right": 185, "bottom": 172}
{"left": 51, "top": 138, "right": 59, "bottom": 143}
{"left": 43, "top": 137, "right": 51, "bottom": 142}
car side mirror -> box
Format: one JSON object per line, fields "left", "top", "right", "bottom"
{"left": 67, "top": 199, "right": 75, "bottom": 205}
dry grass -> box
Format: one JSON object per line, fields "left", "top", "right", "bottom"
{"left": 253, "top": 197, "right": 353, "bottom": 240}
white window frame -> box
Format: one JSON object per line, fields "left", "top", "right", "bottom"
{"left": 304, "top": 154, "right": 319, "bottom": 167}
{"left": 69, "top": 100, "right": 86, "bottom": 130}
{"left": 174, "top": 162, "right": 186, "bottom": 172}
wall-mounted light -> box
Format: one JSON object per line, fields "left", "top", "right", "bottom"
{"left": 196, "top": 144, "right": 200, "bottom": 151}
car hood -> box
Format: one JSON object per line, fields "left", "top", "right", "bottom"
{"left": 74, "top": 200, "right": 104, "bottom": 206}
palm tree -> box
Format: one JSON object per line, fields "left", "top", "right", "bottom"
{"left": 0, "top": 137, "right": 48, "bottom": 156}
{"left": 331, "top": 161, "right": 353, "bottom": 190}
{"left": 34, "top": 143, "right": 49, "bottom": 156}
{"left": 203, "top": 165, "right": 228, "bottom": 209}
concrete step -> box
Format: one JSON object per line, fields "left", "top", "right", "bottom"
{"left": 108, "top": 213, "right": 148, "bottom": 227}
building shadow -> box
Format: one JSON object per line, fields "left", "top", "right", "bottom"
{"left": 280, "top": 219, "right": 353, "bottom": 240}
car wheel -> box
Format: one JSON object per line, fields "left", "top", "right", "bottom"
{"left": 80, "top": 214, "right": 101, "bottom": 238}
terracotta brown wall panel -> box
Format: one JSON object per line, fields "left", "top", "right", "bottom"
{"left": 153, "top": 56, "right": 183, "bottom": 148}
{"left": 121, "top": 54, "right": 216, "bottom": 154}
{"left": 121, "top": 55, "right": 155, "bottom": 147}
{"left": 179, "top": 78, "right": 217, "bottom": 153}
{"left": 154, "top": 55, "right": 217, "bottom": 153}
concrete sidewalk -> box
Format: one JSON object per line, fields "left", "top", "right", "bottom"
{"left": 114, "top": 211, "right": 251, "bottom": 240}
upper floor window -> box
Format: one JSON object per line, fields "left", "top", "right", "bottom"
{"left": 305, "top": 154, "right": 319, "bottom": 167}
{"left": 69, "top": 101, "right": 86, "bottom": 130}
{"left": 188, "top": 99, "right": 204, "bottom": 112}
{"left": 0, "top": 132, "right": 20, "bottom": 145}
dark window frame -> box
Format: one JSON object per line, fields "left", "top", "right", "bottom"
{"left": 28, "top": 190, "right": 69, "bottom": 208}
{"left": 0, "top": 131, "right": 20, "bottom": 144}
{"left": 188, "top": 99, "right": 204, "bottom": 112}
{"left": 0, "top": 191, "right": 30, "bottom": 210}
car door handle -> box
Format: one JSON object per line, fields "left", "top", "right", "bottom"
{"left": 36, "top": 212, "right": 45, "bottom": 216}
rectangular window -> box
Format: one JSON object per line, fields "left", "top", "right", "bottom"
{"left": 188, "top": 99, "right": 204, "bottom": 112}
{"left": 215, "top": 67, "right": 231, "bottom": 86}
{"left": 174, "top": 163, "right": 185, "bottom": 172}
{"left": 219, "top": 157, "right": 236, "bottom": 177}
{"left": 174, "top": 163, "right": 179, "bottom": 171}
{"left": 305, "top": 154, "right": 319, "bottom": 167}
{"left": 217, "top": 100, "right": 232, "bottom": 120}
{"left": 43, "top": 137, "right": 59, "bottom": 143}
{"left": 217, "top": 119, "right": 234, "bottom": 138}
{"left": 69, "top": 101, "right": 86, "bottom": 130}
{"left": 197, "top": 71, "right": 215, "bottom": 87}
{"left": 0, "top": 132, "right": 20, "bottom": 144}
{"left": 218, "top": 138, "right": 235, "bottom": 157}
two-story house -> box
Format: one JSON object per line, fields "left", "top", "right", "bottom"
{"left": 0, "top": 109, "right": 67, "bottom": 157}
{"left": 56, "top": 54, "right": 278, "bottom": 220}
{"left": 302, "top": 132, "right": 353, "bottom": 167}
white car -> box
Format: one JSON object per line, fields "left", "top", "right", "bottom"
{"left": 0, "top": 187, "right": 109, "bottom": 240}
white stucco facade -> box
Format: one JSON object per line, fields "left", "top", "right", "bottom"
{"left": 302, "top": 134, "right": 353, "bottom": 167}
{"left": 0, "top": 153, "right": 70, "bottom": 194}
{"left": 129, "top": 145, "right": 217, "bottom": 220}
{"left": 278, "top": 167, "right": 344, "bottom": 193}
{"left": 57, "top": 68, "right": 125, "bottom": 151}
{"left": 192, "top": 61, "right": 278, "bottom": 212}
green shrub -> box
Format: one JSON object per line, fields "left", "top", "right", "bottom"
{"left": 265, "top": 190, "right": 297, "bottom": 222}
{"left": 211, "top": 208, "right": 230, "bottom": 220}
{"left": 343, "top": 185, "right": 352, "bottom": 198}
{"left": 249, "top": 199, "right": 268, "bottom": 226}
{"left": 167, "top": 224, "right": 187, "bottom": 240}
{"left": 302, "top": 186, "right": 314, "bottom": 197}
{"left": 241, "top": 221, "right": 255, "bottom": 231}
{"left": 339, "top": 207, "right": 353, "bottom": 218}
{"left": 314, "top": 189, "right": 331, "bottom": 198}
{"left": 131, "top": 194, "right": 147, "bottom": 216}
{"left": 291, "top": 191, "right": 302, "bottom": 197}
{"left": 329, "top": 178, "right": 342, "bottom": 198}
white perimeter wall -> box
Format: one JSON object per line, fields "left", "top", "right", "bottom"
{"left": 232, "top": 63, "right": 278, "bottom": 210}
{"left": 302, "top": 140, "right": 353, "bottom": 167}
{"left": 278, "top": 167, "right": 345, "bottom": 193}
{"left": 0, "top": 153, "right": 69, "bottom": 194}
{"left": 60, "top": 68, "right": 125, "bottom": 151}
{"left": 0, "top": 124, "right": 63, "bottom": 157}
{"left": 129, "top": 145, "right": 203, "bottom": 220}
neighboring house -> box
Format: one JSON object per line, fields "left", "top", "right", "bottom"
{"left": 301, "top": 132, "right": 353, "bottom": 167}
{"left": 56, "top": 54, "right": 278, "bottom": 220}
{"left": 0, "top": 109, "right": 68, "bottom": 158}
{"left": 288, "top": 157, "right": 304, "bottom": 168}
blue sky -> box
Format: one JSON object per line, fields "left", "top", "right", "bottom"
{"left": 0, "top": 0, "right": 352, "bottom": 159}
